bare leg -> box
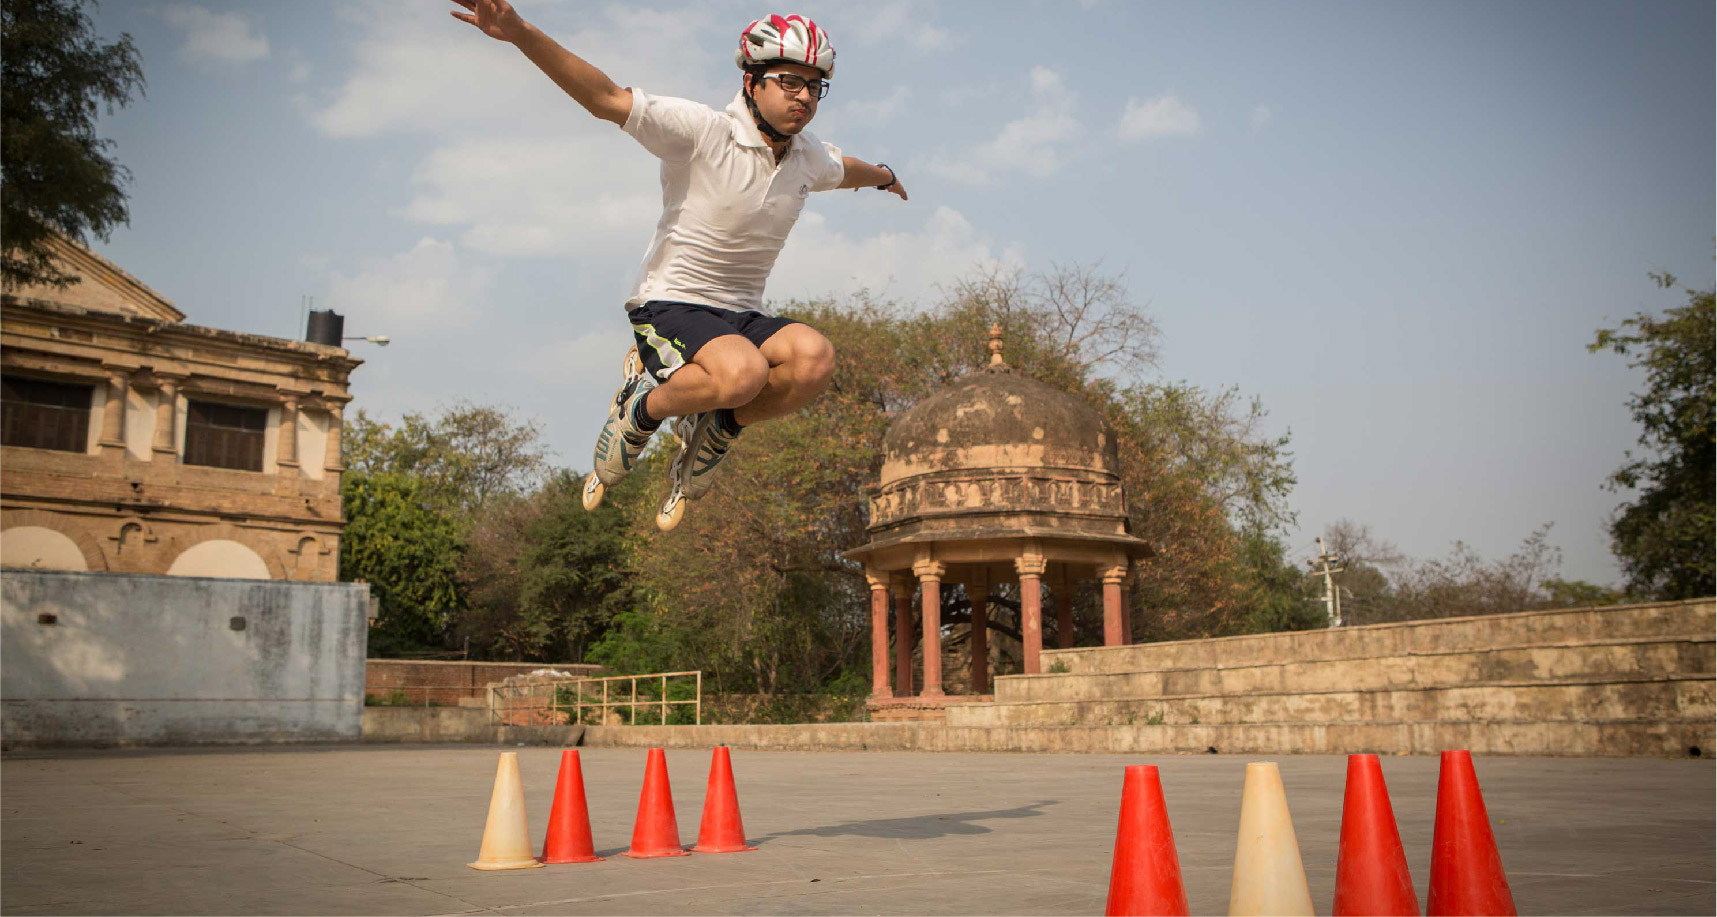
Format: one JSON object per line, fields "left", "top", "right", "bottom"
{"left": 733, "top": 324, "right": 835, "bottom": 426}
{"left": 642, "top": 325, "right": 835, "bottom": 426}
{"left": 643, "top": 336, "right": 769, "bottom": 419}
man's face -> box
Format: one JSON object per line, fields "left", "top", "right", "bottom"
{"left": 747, "top": 62, "right": 824, "bottom": 135}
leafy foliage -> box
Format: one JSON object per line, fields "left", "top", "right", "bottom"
{"left": 339, "top": 472, "right": 465, "bottom": 654}
{"left": 1, "top": 0, "right": 145, "bottom": 289}
{"left": 344, "top": 401, "right": 548, "bottom": 517}
{"left": 1589, "top": 274, "right": 1715, "bottom": 599}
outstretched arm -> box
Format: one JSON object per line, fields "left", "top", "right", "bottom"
{"left": 449, "top": 0, "right": 632, "bottom": 126}
{"left": 839, "top": 157, "right": 909, "bottom": 201}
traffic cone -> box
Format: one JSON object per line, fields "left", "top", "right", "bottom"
{"left": 1104, "top": 764, "right": 1189, "bottom": 917}
{"left": 539, "top": 749, "right": 603, "bottom": 864}
{"left": 623, "top": 748, "right": 690, "bottom": 858}
{"left": 693, "top": 746, "right": 756, "bottom": 853}
{"left": 1333, "top": 754, "right": 1420, "bottom": 916}
{"left": 1228, "top": 762, "right": 1314, "bottom": 916}
{"left": 1427, "top": 750, "right": 1516, "bottom": 916}
{"left": 468, "top": 752, "right": 545, "bottom": 870}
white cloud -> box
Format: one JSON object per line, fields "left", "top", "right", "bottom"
{"left": 325, "top": 238, "right": 492, "bottom": 333}
{"left": 768, "top": 205, "right": 1025, "bottom": 307}
{"left": 847, "top": 1, "right": 958, "bottom": 52}
{"left": 160, "top": 4, "right": 270, "bottom": 65}
{"left": 840, "top": 85, "right": 910, "bottom": 127}
{"left": 929, "top": 66, "right": 1079, "bottom": 184}
{"left": 517, "top": 327, "right": 637, "bottom": 389}
{"left": 310, "top": 4, "right": 721, "bottom": 140}
{"left": 399, "top": 132, "right": 661, "bottom": 258}
{"left": 1116, "top": 93, "right": 1201, "bottom": 141}
{"left": 1250, "top": 103, "right": 1275, "bottom": 131}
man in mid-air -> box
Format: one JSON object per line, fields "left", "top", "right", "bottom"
{"left": 450, "top": 0, "right": 909, "bottom": 528}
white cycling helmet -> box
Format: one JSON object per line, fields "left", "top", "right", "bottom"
{"left": 735, "top": 14, "right": 835, "bottom": 78}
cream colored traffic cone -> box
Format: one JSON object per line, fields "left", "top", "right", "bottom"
{"left": 468, "top": 752, "right": 545, "bottom": 870}
{"left": 1229, "top": 762, "right": 1314, "bottom": 916}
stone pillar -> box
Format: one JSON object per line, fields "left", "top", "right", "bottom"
{"left": 892, "top": 580, "right": 914, "bottom": 697}
{"left": 277, "top": 396, "right": 300, "bottom": 473}
{"left": 1101, "top": 562, "right": 1130, "bottom": 647}
{"left": 323, "top": 405, "right": 345, "bottom": 473}
{"left": 866, "top": 570, "right": 892, "bottom": 699}
{"left": 1016, "top": 552, "right": 1047, "bottom": 675}
{"left": 914, "top": 559, "right": 946, "bottom": 697}
{"left": 151, "top": 377, "right": 180, "bottom": 458}
{"left": 99, "top": 368, "right": 128, "bottom": 453}
{"left": 969, "top": 575, "right": 990, "bottom": 695}
{"left": 1056, "top": 575, "right": 1075, "bottom": 650}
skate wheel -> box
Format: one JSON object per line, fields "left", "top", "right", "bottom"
{"left": 656, "top": 494, "right": 686, "bottom": 532}
{"left": 581, "top": 473, "right": 605, "bottom": 511}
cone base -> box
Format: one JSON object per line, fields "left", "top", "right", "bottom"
{"left": 467, "top": 857, "right": 546, "bottom": 871}
{"left": 692, "top": 842, "right": 757, "bottom": 853}
{"left": 539, "top": 853, "right": 605, "bottom": 864}
{"left": 622, "top": 847, "right": 691, "bottom": 858}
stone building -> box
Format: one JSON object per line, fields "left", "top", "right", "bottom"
{"left": 847, "top": 326, "right": 1151, "bottom": 720}
{"left": 1, "top": 235, "right": 361, "bottom": 581}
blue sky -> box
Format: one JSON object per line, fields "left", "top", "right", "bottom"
{"left": 83, "top": 0, "right": 1714, "bottom": 584}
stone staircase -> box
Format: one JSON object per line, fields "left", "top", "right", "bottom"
{"left": 943, "top": 599, "right": 1715, "bottom": 757}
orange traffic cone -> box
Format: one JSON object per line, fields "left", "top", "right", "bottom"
{"left": 468, "top": 752, "right": 546, "bottom": 870}
{"left": 1105, "top": 764, "right": 1189, "bottom": 916}
{"left": 693, "top": 746, "right": 756, "bottom": 853}
{"left": 1333, "top": 754, "right": 1420, "bottom": 916}
{"left": 1229, "top": 762, "right": 1314, "bottom": 916}
{"left": 623, "top": 748, "right": 690, "bottom": 858}
{"left": 1427, "top": 750, "right": 1516, "bottom": 916}
{"left": 540, "top": 749, "right": 603, "bottom": 864}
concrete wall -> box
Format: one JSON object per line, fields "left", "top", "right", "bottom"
{"left": 1, "top": 570, "right": 368, "bottom": 748}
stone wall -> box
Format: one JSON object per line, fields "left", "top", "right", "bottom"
{"left": 1, "top": 570, "right": 368, "bottom": 748}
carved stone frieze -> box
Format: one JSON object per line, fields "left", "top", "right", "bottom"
{"left": 869, "top": 471, "right": 1126, "bottom": 529}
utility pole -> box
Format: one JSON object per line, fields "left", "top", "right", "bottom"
{"left": 1309, "top": 537, "right": 1346, "bottom": 627}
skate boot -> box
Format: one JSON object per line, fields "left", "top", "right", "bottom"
{"left": 655, "top": 411, "right": 740, "bottom": 531}
{"left": 582, "top": 347, "right": 655, "bottom": 511}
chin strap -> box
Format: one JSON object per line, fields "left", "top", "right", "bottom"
{"left": 743, "top": 84, "right": 792, "bottom": 144}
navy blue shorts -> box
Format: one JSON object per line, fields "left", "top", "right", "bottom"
{"left": 627, "top": 300, "right": 799, "bottom": 382}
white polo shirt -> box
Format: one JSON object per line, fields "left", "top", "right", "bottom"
{"left": 621, "top": 87, "right": 846, "bottom": 314}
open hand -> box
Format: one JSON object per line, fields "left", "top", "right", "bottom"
{"left": 449, "top": 0, "right": 525, "bottom": 43}
{"left": 885, "top": 179, "right": 908, "bottom": 202}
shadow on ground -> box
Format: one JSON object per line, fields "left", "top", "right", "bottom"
{"left": 755, "top": 800, "right": 1058, "bottom": 844}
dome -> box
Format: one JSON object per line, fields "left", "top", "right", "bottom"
{"left": 880, "top": 369, "right": 1117, "bottom": 486}
{"left": 862, "top": 326, "right": 1135, "bottom": 545}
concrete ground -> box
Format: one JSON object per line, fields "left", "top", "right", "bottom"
{"left": 2, "top": 745, "right": 1711, "bottom": 916}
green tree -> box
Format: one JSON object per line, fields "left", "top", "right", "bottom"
{"left": 340, "top": 472, "right": 465, "bottom": 655}
{"left": 1589, "top": 273, "right": 1715, "bottom": 599}
{"left": 1233, "top": 527, "right": 1322, "bottom": 634}
{"left": 344, "top": 401, "right": 548, "bottom": 517}
{"left": 1, "top": 0, "right": 144, "bottom": 289}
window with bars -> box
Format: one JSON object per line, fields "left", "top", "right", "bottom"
{"left": 183, "top": 399, "right": 268, "bottom": 472}
{"left": 1, "top": 375, "right": 93, "bottom": 452}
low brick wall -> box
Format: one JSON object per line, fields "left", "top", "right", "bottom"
{"left": 364, "top": 659, "right": 603, "bottom": 706}
{"left": 360, "top": 706, "right": 585, "bottom": 745}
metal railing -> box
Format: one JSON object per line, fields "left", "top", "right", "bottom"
{"left": 364, "top": 685, "right": 474, "bottom": 707}
{"left": 488, "top": 671, "right": 701, "bottom": 727}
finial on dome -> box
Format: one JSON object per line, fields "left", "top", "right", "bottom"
{"left": 987, "top": 322, "right": 1010, "bottom": 371}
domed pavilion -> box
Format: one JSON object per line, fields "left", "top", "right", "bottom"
{"left": 846, "top": 325, "right": 1151, "bottom": 720}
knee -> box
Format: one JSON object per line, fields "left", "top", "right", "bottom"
{"left": 794, "top": 333, "right": 836, "bottom": 389}
{"left": 711, "top": 350, "right": 769, "bottom": 406}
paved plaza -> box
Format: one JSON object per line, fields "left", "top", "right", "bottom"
{"left": 2, "top": 745, "right": 1711, "bottom": 915}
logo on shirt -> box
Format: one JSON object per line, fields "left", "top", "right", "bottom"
{"left": 799, "top": 183, "right": 810, "bottom": 196}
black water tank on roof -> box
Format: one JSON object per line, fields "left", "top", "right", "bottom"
{"left": 306, "top": 309, "right": 344, "bottom": 346}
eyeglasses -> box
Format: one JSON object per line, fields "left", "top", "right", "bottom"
{"left": 760, "top": 73, "right": 830, "bottom": 100}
